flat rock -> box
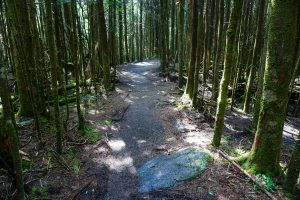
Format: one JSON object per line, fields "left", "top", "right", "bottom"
{"left": 138, "top": 147, "right": 213, "bottom": 193}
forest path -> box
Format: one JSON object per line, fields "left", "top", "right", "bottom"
{"left": 86, "top": 59, "right": 299, "bottom": 200}
{"left": 104, "top": 60, "right": 169, "bottom": 199}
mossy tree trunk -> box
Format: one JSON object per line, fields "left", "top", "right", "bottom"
{"left": 6, "top": 0, "right": 35, "bottom": 118}
{"left": 243, "top": 0, "right": 266, "bottom": 113}
{"left": 212, "top": 0, "right": 224, "bottom": 101}
{"left": 159, "top": 0, "right": 168, "bottom": 74}
{"left": 98, "top": 0, "right": 111, "bottom": 91}
{"left": 284, "top": 132, "right": 300, "bottom": 194}
{"left": 192, "top": 1, "right": 204, "bottom": 107}
{"left": 0, "top": 64, "right": 25, "bottom": 200}
{"left": 212, "top": 0, "right": 243, "bottom": 147}
{"left": 177, "top": 0, "right": 185, "bottom": 88}
{"left": 243, "top": 0, "right": 299, "bottom": 176}
{"left": 139, "top": 0, "right": 143, "bottom": 61}
{"left": 184, "top": 0, "right": 198, "bottom": 100}
{"left": 123, "top": 0, "right": 129, "bottom": 63}
{"left": 46, "top": 0, "right": 63, "bottom": 154}
{"left": 118, "top": 1, "right": 124, "bottom": 64}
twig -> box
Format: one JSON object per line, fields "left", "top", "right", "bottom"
{"left": 21, "top": 136, "right": 32, "bottom": 148}
{"left": 66, "top": 139, "right": 88, "bottom": 146}
{"left": 217, "top": 149, "right": 277, "bottom": 200}
{"left": 72, "top": 180, "right": 93, "bottom": 200}
{"left": 49, "top": 150, "right": 72, "bottom": 172}
{"left": 111, "top": 104, "right": 130, "bottom": 121}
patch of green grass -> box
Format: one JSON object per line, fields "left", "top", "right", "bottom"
{"left": 101, "top": 119, "right": 112, "bottom": 125}
{"left": 173, "top": 101, "right": 186, "bottom": 110}
{"left": 83, "top": 126, "right": 103, "bottom": 144}
{"left": 22, "top": 160, "right": 36, "bottom": 171}
{"left": 71, "top": 158, "right": 81, "bottom": 174}
{"left": 31, "top": 185, "right": 48, "bottom": 197}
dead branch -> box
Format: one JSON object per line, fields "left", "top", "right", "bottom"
{"left": 111, "top": 104, "right": 130, "bottom": 121}
{"left": 217, "top": 149, "right": 277, "bottom": 200}
{"left": 72, "top": 180, "right": 93, "bottom": 200}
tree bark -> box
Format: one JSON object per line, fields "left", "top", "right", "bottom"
{"left": 212, "top": 0, "right": 244, "bottom": 147}
{"left": 242, "top": 0, "right": 299, "bottom": 176}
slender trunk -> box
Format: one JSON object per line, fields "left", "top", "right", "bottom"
{"left": 243, "top": 0, "right": 267, "bottom": 113}
{"left": 184, "top": 0, "right": 198, "bottom": 100}
{"left": 212, "top": 0, "right": 244, "bottom": 147}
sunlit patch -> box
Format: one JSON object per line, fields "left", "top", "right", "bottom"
{"left": 184, "top": 133, "right": 211, "bottom": 146}
{"left": 108, "top": 139, "right": 126, "bottom": 152}
{"left": 110, "top": 125, "right": 119, "bottom": 131}
{"left": 134, "top": 62, "right": 154, "bottom": 66}
{"left": 106, "top": 156, "right": 135, "bottom": 172}
{"left": 175, "top": 118, "right": 198, "bottom": 133}
{"left": 137, "top": 140, "right": 146, "bottom": 144}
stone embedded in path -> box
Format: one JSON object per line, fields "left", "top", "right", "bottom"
{"left": 137, "top": 147, "right": 213, "bottom": 193}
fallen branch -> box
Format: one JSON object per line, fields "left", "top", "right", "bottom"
{"left": 111, "top": 104, "right": 130, "bottom": 121}
{"left": 49, "top": 150, "right": 72, "bottom": 172}
{"left": 72, "top": 180, "right": 93, "bottom": 200}
{"left": 217, "top": 149, "right": 277, "bottom": 200}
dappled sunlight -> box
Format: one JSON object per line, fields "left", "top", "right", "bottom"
{"left": 106, "top": 156, "right": 136, "bottom": 173}
{"left": 137, "top": 140, "right": 147, "bottom": 144}
{"left": 133, "top": 61, "right": 158, "bottom": 67}
{"left": 108, "top": 139, "right": 126, "bottom": 152}
{"left": 175, "top": 118, "right": 198, "bottom": 132}
{"left": 184, "top": 131, "right": 212, "bottom": 146}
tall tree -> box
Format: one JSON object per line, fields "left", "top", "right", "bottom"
{"left": 98, "top": 0, "right": 111, "bottom": 90}
{"left": 46, "top": 0, "right": 63, "bottom": 154}
{"left": 212, "top": 0, "right": 244, "bottom": 147}
{"left": 240, "top": 0, "right": 299, "bottom": 176}
{"left": 0, "top": 62, "right": 25, "bottom": 200}
{"left": 243, "top": 0, "right": 267, "bottom": 113}
{"left": 184, "top": 0, "right": 198, "bottom": 100}
{"left": 284, "top": 131, "right": 300, "bottom": 194}
{"left": 118, "top": 1, "right": 124, "bottom": 64}
{"left": 139, "top": 0, "right": 143, "bottom": 61}
{"left": 177, "top": 0, "right": 185, "bottom": 88}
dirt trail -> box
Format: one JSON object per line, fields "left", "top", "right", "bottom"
{"left": 104, "top": 60, "right": 169, "bottom": 199}
{"left": 86, "top": 59, "right": 298, "bottom": 200}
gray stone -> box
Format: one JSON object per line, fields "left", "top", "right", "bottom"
{"left": 138, "top": 147, "right": 213, "bottom": 193}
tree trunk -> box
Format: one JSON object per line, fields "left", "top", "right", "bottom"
{"left": 243, "top": 0, "right": 266, "bottom": 113}
{"left": 284, "top": 132, "right": 300, "bottom": 194}
{"left": 241, "top": 0, "right": 299, "bottom": 176}
{"left": 46, "top": 0, "right": 63, "bottom": 154}
{"left": 177, "top": 0, "right": 185, "bottom": 88}
{"left": 184, "top": 0, "right": 198, "bottom": 100}
{"left": 212, "top": 0, "right": 243, "bottom": 147}
{"left": 98, "top": 0, "right": 111, "bottom": 91}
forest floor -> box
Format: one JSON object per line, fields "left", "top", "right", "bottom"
{"left": 1, "top": 59, "right": 299, "bottom": 200}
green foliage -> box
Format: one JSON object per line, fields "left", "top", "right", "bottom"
{"left": 173, "top": 101, "right": 186, "bottom": 110}
{"left": 255, "top": 174, "right": 276, "bottom": 192}
{"left": 31, "top": 185, "right": 48, "bottom": 198}
{"left": 22, "top": 160, "right": 36, "bottom": 171}
{"left": 83, "top": 126, "right": 103, "bottom": 144}
{"left": 71, "top": 158, "right": 81, "bottom": 174}
{"left": 101, "top": 119, "right": 112, "bottom": 125}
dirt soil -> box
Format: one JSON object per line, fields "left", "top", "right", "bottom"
{"left": 1, "top": 59, "right": 299, "bottom": 200}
